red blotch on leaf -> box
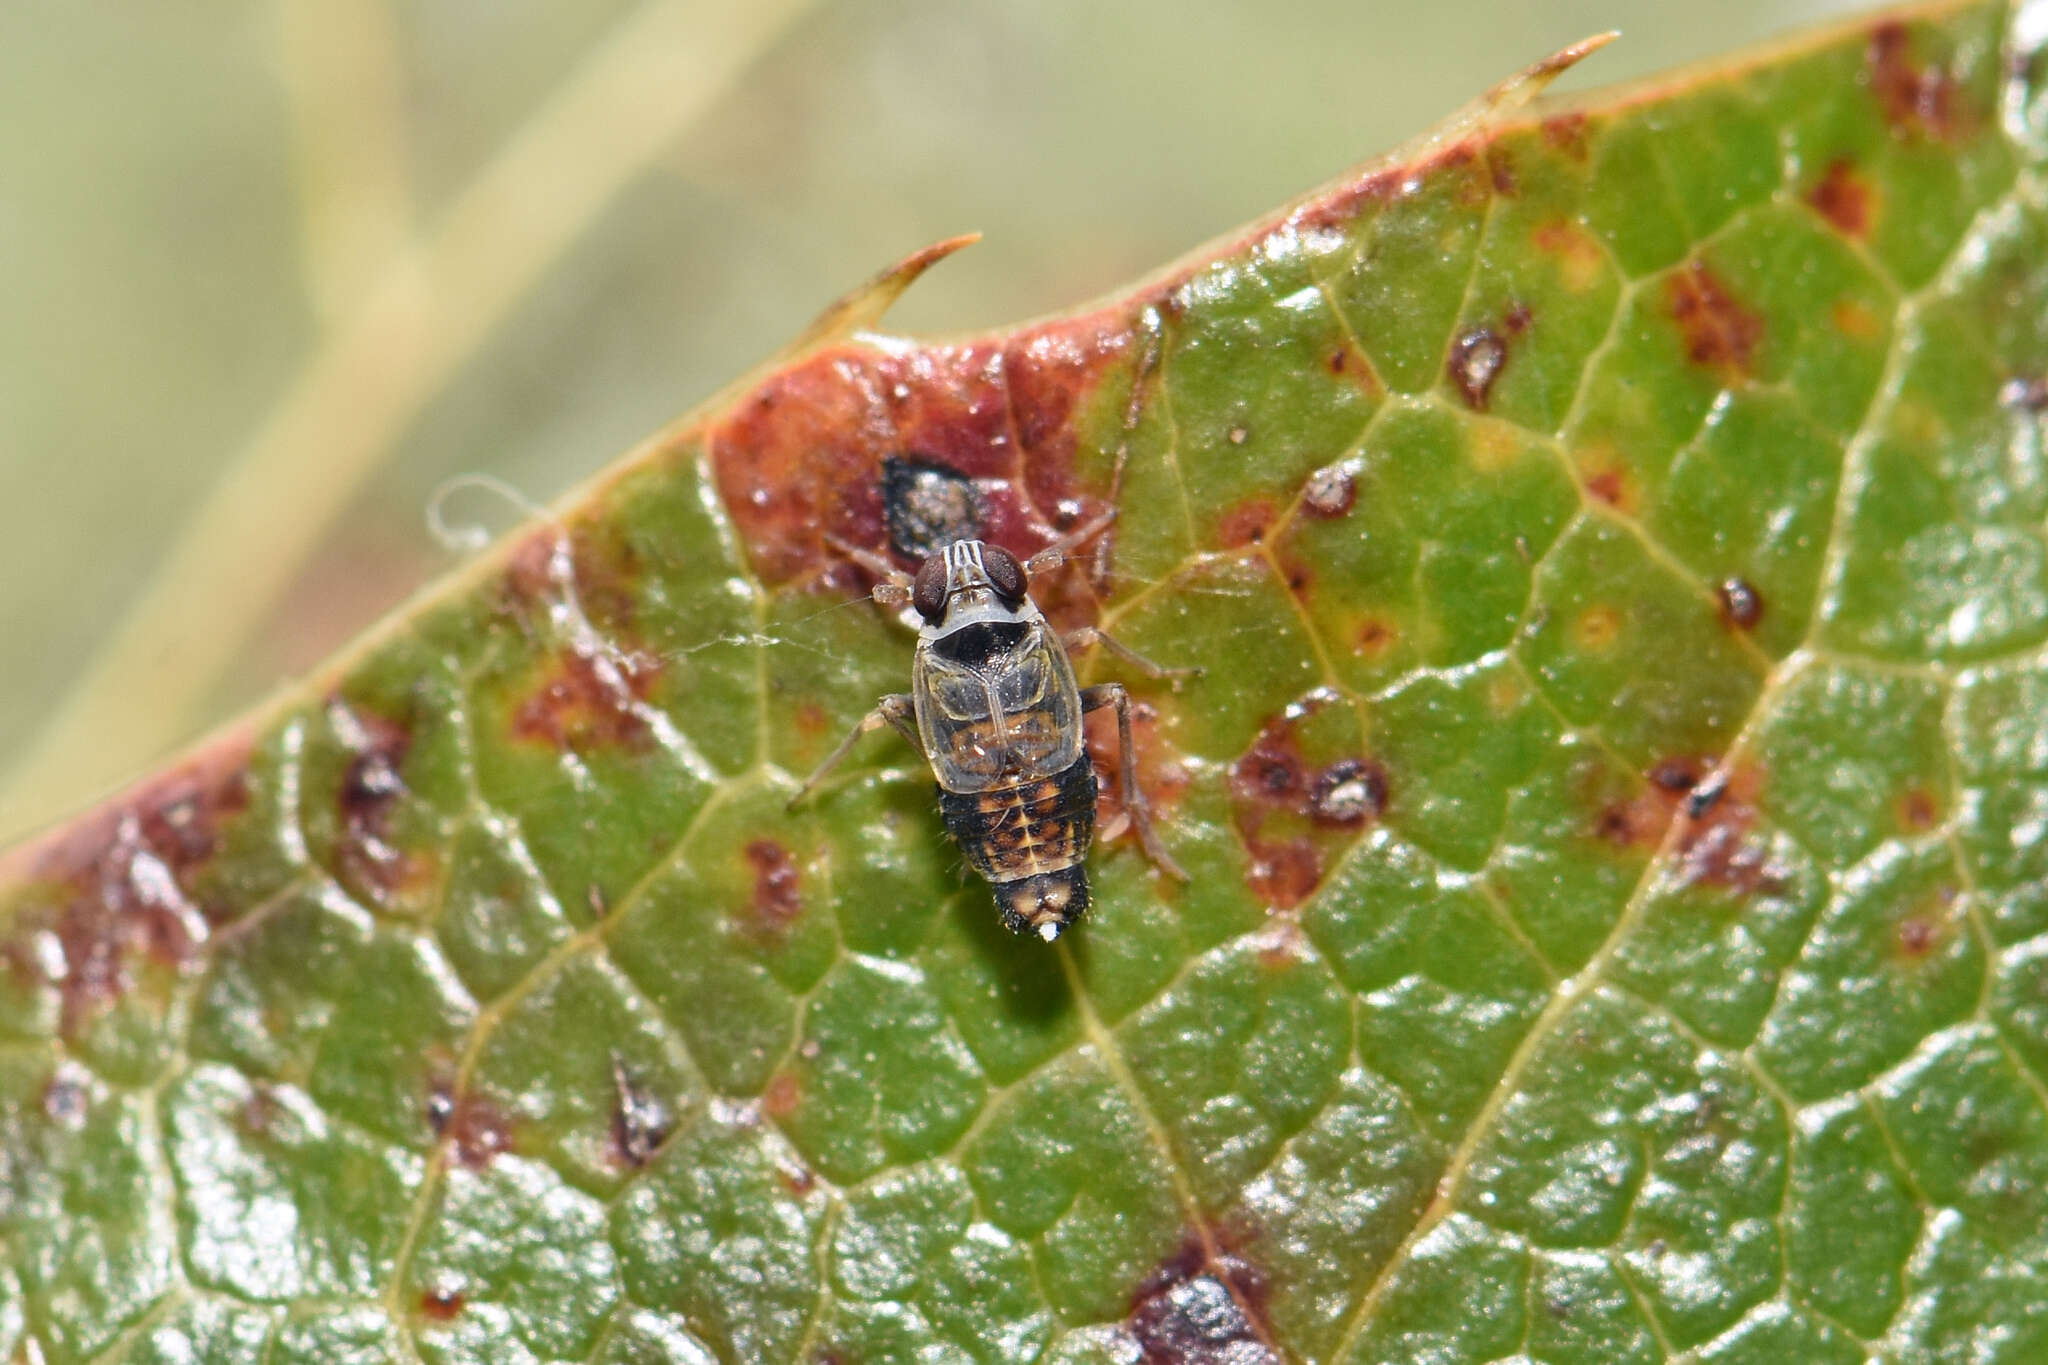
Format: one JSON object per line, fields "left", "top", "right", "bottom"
{"left": 1584, "top": 467, "right": 1633, "bottom": 510}
{"left": 1542, "top": 112, "right": 1590, "bottom": 158}
{"left": 762, "top": 1070, "right": 802, "bottom": 1120}
{"left": 1596, "top": 759, "right": 1780, "bottom": 894}
{"left": 1806, "top": 159, "right": 1875, "bottom": 237}
{"left": 1227, "top": 702, "right": 1383, "bottom": 911}
{"left": 512, "top": 647, "right": 663, "bottom": 752}
{"left": 1217, "top": 499, "right": 1277, "bottom": 549}
{"left": 419, "top": 1286, "right": 466, "bottom": 1322}
{"left": 1868, "top": 22, "right": 1968, "bottom": 141}
{"left": 1896, "top": 785, "right": 1942, "bottom": 833}
{"left": 744, "top": 840, "right": 804, "bottom": 934}
{"left": 437, "top": 1091, "right": 514, "bottom": 1169}
{"left": 1668, "top": 260, "right": 1763, "bottom": 378}
{"left": 0, "top": 741, "right": 253, "bottom": 1036}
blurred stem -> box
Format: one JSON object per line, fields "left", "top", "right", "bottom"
{"left": 0, "top": 0, "right": 820, "bottom": 840}
{"left": 278, "top": 0, "right": 415, "bottom": 321}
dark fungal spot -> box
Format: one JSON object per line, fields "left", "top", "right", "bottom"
{"left": 1685, "top": 770, "right": 1730, "bottom": 819}
{"left": 881, "top": 454, "right": 983, "bottom": 560}
{"left": 610, "top": 1055, "right": 672, "bottom": 1169}
{"left": 1448, "top": 328, "right": 1508, "bottom": 409}
{"left": 1717, "top": 578, "right": 1765, "bottom": 631}
{"left": 425, "top": 1080, "right": 456, "bottom": 1136}
{"left": 41, "top": 1064, "right": 91, "bottom": 1131}
{"left": 1308, "top": 759, "right": 1387, "bottom": 827}
{"left": 1128, "top": 1235, "right": 1277, "bottom": 1365}
{"left": 1300, "top": 461, "right": 1359, "bottom": 519}
{"left": 1649, "top": 757, "right": 1705, "bottom": 794}
{"left": 418, "top": 1285, "right": 466, "bottom": 1322}
{"left": 1668, "top": 260, "right": 1763, "bottom": 377}
{"left": 744, "top": 840, "right": 804, "bottom": 934}
{"left": 326, "top": 699, "right": 441, "bottom": 904}
{"left": 1805, "top": 159, "right": 1873, "bottom": 238}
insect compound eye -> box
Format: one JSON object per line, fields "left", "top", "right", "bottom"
{"left": 981, "top": 545, "right": 1027, "bottom": 605}
{"left": 912, "top": 555, "right": 949, "bottom": 623}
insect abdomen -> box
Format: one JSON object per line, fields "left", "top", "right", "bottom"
{"left": 936, "top": 755, "right": 1095, "bottom": 939}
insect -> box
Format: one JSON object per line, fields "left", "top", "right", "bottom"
{"left": 787, "top": 509, "right": 1196, "bottom": 941}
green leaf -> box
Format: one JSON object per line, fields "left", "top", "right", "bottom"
{"left": 6, "top": 2, "right": 2048, "bottom": 1360}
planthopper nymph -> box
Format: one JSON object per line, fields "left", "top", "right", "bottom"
{"left": 787, "top": 510, "right": 1197, "bottom": 942}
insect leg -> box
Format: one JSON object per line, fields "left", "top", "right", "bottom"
{"left": 785, "top": 693, "right": 919, "bottom": 810}
{"left": 1025, "top": 506, "right": 1119, "bottom": 575}
{"left": 824, "top": 534, "right": 915, "bottom": 609}
{"left": 1065, "top": 625, "right": 1202, "bottom": 687}
{"left": 1079, "top": 682, "right": 1187, "bottom": 880}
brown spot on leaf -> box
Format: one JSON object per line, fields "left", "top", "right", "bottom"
{"left": 1832, "top": 299, "right": 1884, "bottom": 341}
{"left": 1716, "top": 578, "right": 1765, "bottom": 631}
{"left": 1868, "top": 22, "right": 1968, "bottom": 141}
{"left": 1806, "top": 159, "right": 1875, "bottom": 238}
{"left": 1675, "top": 763, "right": 1779, "bottom": 893}
{"left": 3, "top": 809, "right": 216, "bottom": 1037}
{"left": 1542, "top": 112, "right": 1589, "bottom": 158}
{"left": 1668, "top": 260, "right": 1763, "bottom": 378}
{"left": 1896, "top": 785, "right": 1942, "bottom": 833}
{"left": 1596, "top": 758, "right": 1777, "bottom": 894}
{"left": 443, "top": 1092, "right": 514, "bottom": 1169}
{"left": 1128, "top": 1233, "right": 1277, "bottom": 1365}
{"left": 418, "top": 1285, "right": 466, "bottom": 1322}
{"left": 1216, "top": 499, "right": 1276, "bottom": 549}
{"left": 744, "top": 840, "right": 804, "bottom": 934}
{"left": 1355, "top": 617, "right": 1399, "bottom": 659}
{"left": 763, "top": 1070, "right": 802, "bottom": 1120}
{"left": 1489, "top": 148, "right": 1517, "bottom": 195}
{"left": 1583, "top": 467, "right": 1634, "bottom": 512}
{"left": 1532, "top": 218, "right": 1607, "bottom": 292}
{"left": 1227, "top": 700, "right": 1380, "bottom": 910}
{"left": 1300, "top": 461, "right": 1358, "bottom": 519}
{"left": 1895, "top": 913, "right": 1942, "bottom": 959}
{"left": 1448, "top": 328, "right": 1508, "bottom": 410}
{"left": 512, "top": 647, "right": 663, "bottom": 752}
{"left": 1574, "top": 605, "right": 1623, "bottom": 650}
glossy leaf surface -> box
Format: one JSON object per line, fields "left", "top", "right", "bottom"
{"left": 5, "top": 2, "right": 2048, "bottom": 1360}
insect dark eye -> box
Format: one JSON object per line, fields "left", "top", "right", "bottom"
{"left": 913, "top": 555, "right": 949, "bottom": 622}
{"left": 982, "top": 546, "right": 1026, "bottom": 604}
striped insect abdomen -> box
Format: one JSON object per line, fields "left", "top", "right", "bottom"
{"left": 936, "top": 754, "right": 1096, "bottom": 939}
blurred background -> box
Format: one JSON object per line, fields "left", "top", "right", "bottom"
{"left": 0, "top": 0, "right": 1873, "bottom": 842}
